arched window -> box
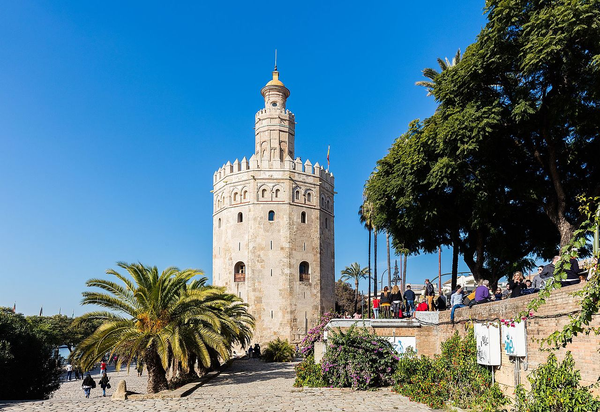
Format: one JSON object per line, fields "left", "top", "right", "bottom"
{"left": 299, "top": 261, "right": 310, "bottom": 282}
{"left": 261, "top": 189, "right": 267, "bottom": 199}
{"left": 243, "top": 190, "right": 248, "bottom": 200}
{"left": 301, "top": 212, "right": 306, "bottom": 223}
{"left": 275, "top": 189, "right": 280, "bottom": 198}
{"left": 237, "top": 212, "right": 243, "bottom": 223}
{"left": 327, "top": 199, "right": 330, "bottom": 209}
{"left": 233, "top": 192, "right": 238, "bottom": 203}
{"left": 306, "top": 192, "right": 312, "bottom": 203}
{"left": 321, "top": 196, "right": 324, "bottom": 207}
{"left": 234, "top": 262, "right": 245, "bottom": 282}
{"left": 325, "top": 217, "right": 328, "bottom": 229}
{"left": 218, "top": 218, "right": 221, "bottom": 228}
{"left": 295, "top": 190, "right": 300, "bottom": 201}
{"left": 268, "top": 210, "right": 275, "bottom": 221}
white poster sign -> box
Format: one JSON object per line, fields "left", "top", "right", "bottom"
{"left": 474, "top": 323, "right": 501, "bottom": 366}
{"left": 385, "top": 336, "right": 417, "bottom": 354}
{"left": 501, "top": 321, "right": 527, "bottom": 357}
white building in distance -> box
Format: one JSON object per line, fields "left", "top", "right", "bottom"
{"left": 212, "top": 66, "right": 335, "bottom": 344}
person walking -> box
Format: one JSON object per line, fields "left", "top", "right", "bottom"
{"left": 66, "top": 363, "right": 73, "bottom": 381}
{"left": 403, "top": 285, "right": 416, "bottom": 317}
{"left": 100, "top": 360, "right": 107, "bottom": 375}
{"left": 82, "top": 373, "right": 96, "bottom": 398}
{"left": 424, "top": 279, "right": 435, "bottom": 311}
{"left": 99, "top": 371, "right": 110, "bottom": 397}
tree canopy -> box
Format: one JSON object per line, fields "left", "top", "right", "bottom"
{"left": 366, "top": 0, "right": 600, "bottom": 284}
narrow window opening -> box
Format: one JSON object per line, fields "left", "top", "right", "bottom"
{"left": 299, "top": 261, "right": 310, "bottom": 282}
{"left": 237, "top": 212, "right": 243, "bottom": 223}
{"left": 234, "top": 262, "right": 245, "bottom": 282}
{"left": 270, "top": 310, "right": 274, "bottom": 319}
{"left": 275, "top": 189, "right": 280, "bottom": 198}
{"left": 270, "top": 269, "right": 273, "bottom": 277}
{"left": 303, "top": 242, "right": 306, "bottom": 251}
{"left": 268, "top": 210, "right": 275, "bottom": 221}
{"left": 243, "top": 190, "right": 248, "bottom": 200}
{"left": 295, "top": 190, "right": 300, "bottom": 200}
{"left": 218, "top": 218, "right": 221, "bottom": 228}
{"left": 307, "top": 192, "right": 312, "bottom": 203}
{"left": 270, "top": 240, "right": 273, "bottom": 250}
{"left": 325, "top": 218, "right": 328, "bottom": 229}
{"left": 261, "top": 188, "right": 267, "bottom": 198}
{"left": 239, "top": 242, "right": 241, "bottom": 251}
{"left": 301, "top": 211, "right": 306, "bottom": 223}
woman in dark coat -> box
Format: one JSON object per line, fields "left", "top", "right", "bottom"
{"left": 82, "top": 373, "right": 96, "bottom": 398}
{"left": 508, "top": 271, "right": 524, "bottom": 298}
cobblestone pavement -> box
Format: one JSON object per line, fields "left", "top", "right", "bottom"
{"left": 0, "top": 359, "right": 433, "bottom": 412}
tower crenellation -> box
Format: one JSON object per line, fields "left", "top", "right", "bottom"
{"left": 212, "top": 67, "right": 335, "bottom": 345}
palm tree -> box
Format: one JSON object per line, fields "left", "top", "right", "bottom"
{"left": 71, "top": 262, "right": 254, "bottom": 393}
{"left": 415, "top": 49, "right": 462, "bottom": 96}
{"left": 359, "top": 201, "right": 374, "bottom": 316}
{"left": 340, "top": 263, "right": 369, "bottom": 313}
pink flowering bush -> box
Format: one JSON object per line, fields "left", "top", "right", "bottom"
{"left": 298, "top": 312, "right": 336, "bottom": 357}
{"left": 321, "top": 325, "right": 398, "bottom": 390}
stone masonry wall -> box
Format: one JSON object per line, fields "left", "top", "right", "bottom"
{"left": 334, "top": 283, "right": 600, "bottom": 397}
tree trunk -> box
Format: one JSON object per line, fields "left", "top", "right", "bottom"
{"left": 182, "top": 353, "right": 199, "bottom": 380}
{"left": 451, "top": 229, "right": 460, "bottom": 292}
{"left": 368, "top": 229, "right": 372, "bottom": 318}
{"left": 374, "top": 230, "right": 378, "bottom": 297}
{"left": 403, "top": 252, "right": 407, "bottom": 291}
{"left": 354, "top": 279, "right": 359, "bottom": 314}
{"left": 386, "top": 232, "right": 391, "bottom": 289}
{"left": 144, "top": 343, "right": 168, "bottom": 394}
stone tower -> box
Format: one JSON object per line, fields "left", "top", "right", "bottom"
{"left": 212, "top": 67, "right": 335, "bottom": 345}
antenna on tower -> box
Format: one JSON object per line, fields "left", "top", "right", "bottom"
{"left": 274, "top": 49, "right": 278, "bottom": 71}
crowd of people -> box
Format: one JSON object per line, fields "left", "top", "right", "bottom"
{"left": 360, "top": 254, "right": 599, "bottom": 323}
{"left": 448, "top": 254, "right": 598, "bottom": 322}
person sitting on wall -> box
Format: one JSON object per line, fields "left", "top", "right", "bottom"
{"left": 450, "top": 285, "right": 466, "bottom": 323}
{"left": 508, "top": 271, "right": 525, "bottom": 298}
{"left": 562, "top": 252, "right": 582, "bottom": 287}
{"left": 533, "top": 257, "right": 558, "bottom": 291}
{"left": 521, "top": 279, "right": 535, "bottom": 295}
{"left": 403, "top": 285, "right": 416, "bottom": 317}
{"left": 415, "top": 297, "right": 429, "bottom": 312}
{"left": 435, "top": 291, "right": 447, "bottom": 311}
{"left": 470, "top": 280, "right": 492, "bottom": 307}
{"left": 494, "top": 287, "right": 503, "bottom": 301}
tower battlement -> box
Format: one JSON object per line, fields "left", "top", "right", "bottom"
{"left": 213, "top": 156, "right": 334, "bottom": 184}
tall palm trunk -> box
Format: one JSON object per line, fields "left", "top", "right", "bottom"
{"left": 403, "top": 252, "right": 407, "bottom": 290}
{"left": 354, "top": 279, "right": 359, "bottom": 314}
{"left": 144, "top": 342, "right": 169, "bottom": 393}
{"left": 367, "top": 229, "right": 372, "bottom": 318}
{"left": 374, "top": 230, "right": 378, "bottom": 298}
{"left": 386, "top": 232, "right": 391, "bottom": 288}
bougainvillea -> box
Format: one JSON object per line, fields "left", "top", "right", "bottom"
{"left": 298, "top": 312, "right": 336, "bottom": 357}
{"left": 321, "top": 325, "right": 398, "bottom": 390}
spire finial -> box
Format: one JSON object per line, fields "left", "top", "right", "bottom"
{"left": 274, "top": 49, "right": 278, "bottom": 71}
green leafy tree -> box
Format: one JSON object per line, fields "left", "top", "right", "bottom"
{"left": 335, "top": 279, "right": 363, "bottom": 316}
{"left": 339, "top": 263, "right": 369, "bottom": 313}
{"left": 0, "top": 308, "right": 61, "bottom": 400}
{"left": 71, "top": 262, "right": 254, "bottom": 393}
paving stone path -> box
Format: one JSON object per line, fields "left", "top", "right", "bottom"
{"left": 0, "top": 359, "right": 433, "bottom": 411}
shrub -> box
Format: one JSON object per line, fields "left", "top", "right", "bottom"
{"left": 261, "top": 338, "right": 295, "bottom": 362}
{"left": 515, "top": 351, "right": 600, "bottom": 412}
{"left": 393, "top": 328, "right": 508, "bottom": 410}
{"left": 294, "top": 355, "right": 326, "bottom": 387}
{"left": 321, "top": 325, "right": 398, "bottom": 390}
{"left": 0, "top": 308, "right": 61, "bottom": 400}
{"left": 298, "top": 312, "right": 336, "bottom": 357}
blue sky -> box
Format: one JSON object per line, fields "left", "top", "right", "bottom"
{"left": 0, "top": 1, "right": 486, "bottom": 316}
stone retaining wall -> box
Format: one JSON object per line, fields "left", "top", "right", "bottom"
{"left": 328, "top": 283, "right": 600, "bottom": 396}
